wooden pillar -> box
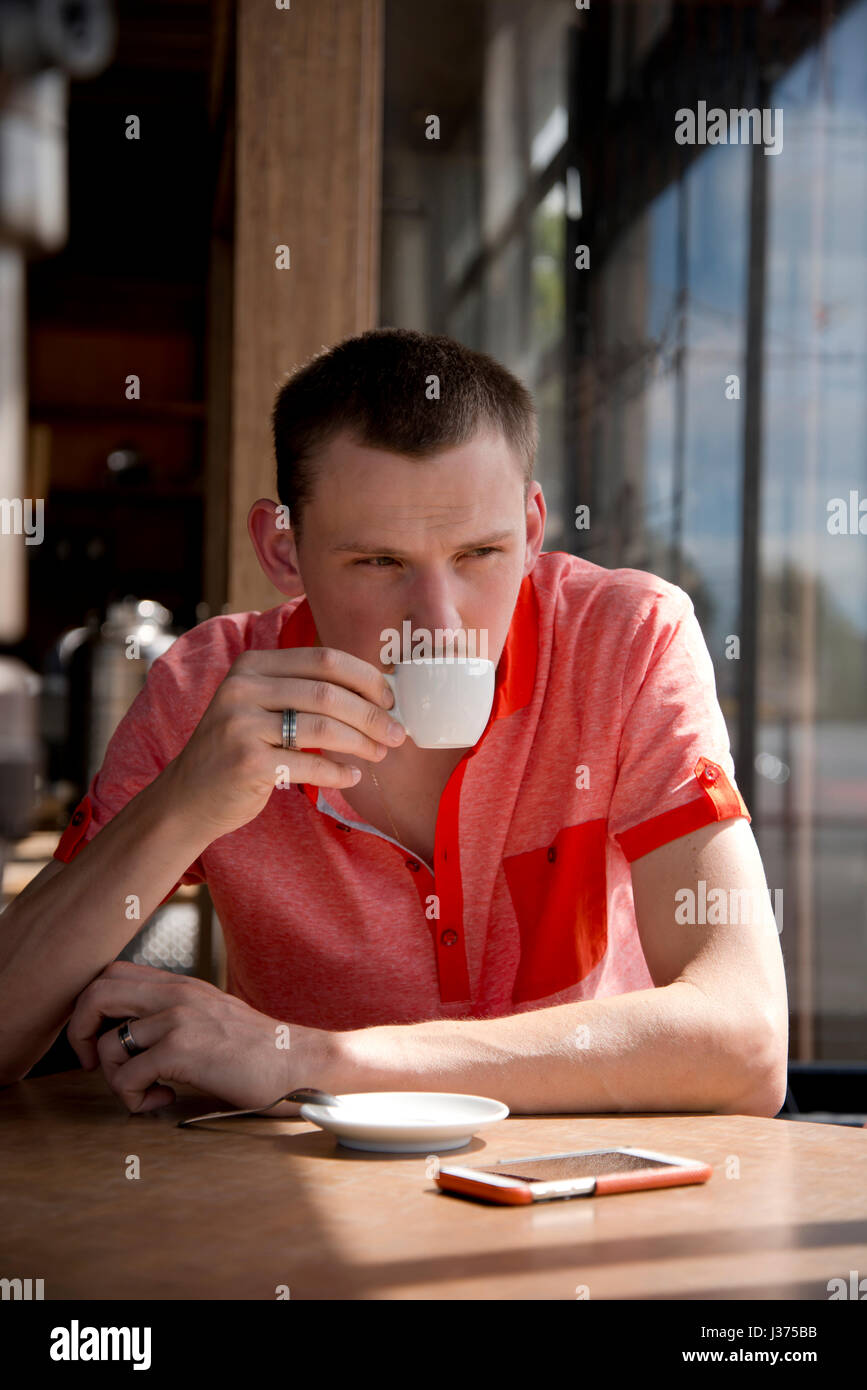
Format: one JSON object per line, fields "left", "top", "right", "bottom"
{"left": 228, "top": 0, "right": 384, "bottom": 612}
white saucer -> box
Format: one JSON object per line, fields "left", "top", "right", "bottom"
{"left": 299, "top": 1091, "right": 510, "bottom": 1153}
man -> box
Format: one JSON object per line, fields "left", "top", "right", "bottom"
{"left": 0, "top": 328, "right": 788, "bottom": 1117}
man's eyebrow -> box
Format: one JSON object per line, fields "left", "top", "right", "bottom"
{"left": 329, "top": 528, "right": 516, "bottom": 556}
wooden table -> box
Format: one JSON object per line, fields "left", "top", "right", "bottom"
{"left": 2, "top": 1069, "right": 865, "bottom": 1300}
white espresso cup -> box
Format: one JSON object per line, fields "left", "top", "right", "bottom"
{"left": 383, "top": 657, "right": 496, "bottom": 749}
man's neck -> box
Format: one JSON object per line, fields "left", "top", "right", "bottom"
{"left": 378, "top": 739, "right": 468, "bottom": 784}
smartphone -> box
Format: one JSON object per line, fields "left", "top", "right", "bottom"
{"left": 435, "top": 1147, "right": 713, "bottom": 1205}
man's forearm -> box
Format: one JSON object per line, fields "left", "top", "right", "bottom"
{"left": 0, "top": 759, "right": 213, "bottom": 1085}
{"left": 336, "top": 982, "right": 781, "bottom": 1117}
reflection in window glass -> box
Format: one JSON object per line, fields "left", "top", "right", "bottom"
{"left": 587, "top": 214, "right": 659, "bottom": 572}
{"left": 442, "top": 127, "right": 482, "bottom": 290}
{"left": 481, "top": 14, "right": 522, "bottom": 244}
{"left": 446, "top": 284, "right": 483, "bottom": 352}
{"left": 483, "top": 233, "right": 523, "bottom": 365}
{"left": 527, "top": 0, "right": 574, "bottom": 172}
{"left": 759, "top": 0, "right": 867, "bottom": 1058}
{"left": 531, "top": 182, "right": 566, "bottom": 358}
{"left": 681, "top": 143, "right": 748, "bottom": 695}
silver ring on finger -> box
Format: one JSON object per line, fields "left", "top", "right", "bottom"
{"left": 282, "top": 709, "right": 298, "bottom": 751}
{"left": 118, "top": 1017, "right": 143, "bottom": 1057}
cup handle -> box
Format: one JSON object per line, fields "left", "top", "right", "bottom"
{"left": 383, "top": 672, "right": 403, "bottom": 728}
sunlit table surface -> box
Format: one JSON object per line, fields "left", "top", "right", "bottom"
{"left": 1, "top": 1069, "right": 865, "bottom": 1300}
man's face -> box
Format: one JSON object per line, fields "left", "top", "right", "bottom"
{"left": 290, "top": 428, "right": 545, "bottom": 672}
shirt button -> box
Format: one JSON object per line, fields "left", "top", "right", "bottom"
{"left": 547, "top": 846, "right": 557, "bottom": 862}
{"left": 337, "top": 822, "right": 352, "bottom": 832}
{"left": 71, "top": 810, "right": 84, "bottom": 825}
{"left": 704, "top": 766, "right": 719, "bottom": 783}
{"left": 440, "top": 929, "right": 458, "bottom": 946}
{"left": 406, "top": 858, "right": 420, "bottom": 872}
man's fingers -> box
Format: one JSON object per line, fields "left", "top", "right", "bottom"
{"left": 251, "top": 673, "right": 403, "bottom": 747}
{"left": 67, "top": 973, "right": 176, "bottom": 1070}
{"left": 234, "top": 645, "right": 395, "bottom": 709}
{"left": 97, "top": 1013, "right": 178, "bottom": 1113}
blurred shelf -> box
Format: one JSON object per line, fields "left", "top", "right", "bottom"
{"left": 31, "top": 401, "right": 207, "bottom": 424}
{"left": 46, "top": 483, "right": 204, "bottom": 499}
{"left": 28, "top": 274, "right": 207, "bottom": 333}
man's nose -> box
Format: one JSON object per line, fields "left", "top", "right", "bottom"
{"left": 404, "top": 611, "right": 466, "bottom": 646}
{"left": 401, "top": 582, "right": 468, "bottom": 652}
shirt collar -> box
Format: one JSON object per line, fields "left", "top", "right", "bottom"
{"left": 277, "top": 570, "right": 538, "bottom": 722}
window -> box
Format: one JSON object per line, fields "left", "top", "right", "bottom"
{"left": 380, "top": 0, "right": 867, "bottom": 1061}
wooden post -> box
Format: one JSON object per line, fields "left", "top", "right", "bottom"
{"left": 228, "top": 0, "right": 384, "bottom": 612}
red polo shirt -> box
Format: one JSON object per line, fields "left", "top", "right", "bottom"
{"left": 53, "top": 551, "right": 750, "bottom": 1029}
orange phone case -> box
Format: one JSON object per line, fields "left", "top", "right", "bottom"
{"left": 435, "top": 1148, "right": 713, "bottom": 1205}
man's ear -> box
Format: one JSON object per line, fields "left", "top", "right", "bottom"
{"left": 246, "top": 498, "right": 306, "bottom": 598}
{"left": 524, "top": 481, "right": 546, "bottom": 572}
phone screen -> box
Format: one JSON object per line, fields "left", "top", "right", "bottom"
{"left": 477, "top": 1151, "right": 678, "bottom": 1183}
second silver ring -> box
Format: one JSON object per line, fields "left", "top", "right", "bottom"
{"left": 282, "top": 708, "right": 298, "bottom": 750}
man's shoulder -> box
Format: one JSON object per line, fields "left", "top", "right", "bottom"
{"left": 532, "top": 551, "right": 692, "bottom": 633}
{"left": 146, "top": 600, "right": 299, "bottom": 699}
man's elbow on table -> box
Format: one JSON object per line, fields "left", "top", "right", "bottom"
{"left": 718, "top": 1011, "right": 789, "bottom": 1118}
{"left": 631, "top": 819, "right": 790, "bottom": 1120}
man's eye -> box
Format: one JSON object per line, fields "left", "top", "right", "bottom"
{"left": 356, "top": 548, "right": 501, "bottom": 567}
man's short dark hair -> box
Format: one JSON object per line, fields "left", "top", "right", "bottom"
{"left": 271, "top": 327, "right": 538, "bottom": 545}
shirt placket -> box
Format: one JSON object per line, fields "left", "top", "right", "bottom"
{"left": 299, "top": 758, "right": 473, "bottom": 1005}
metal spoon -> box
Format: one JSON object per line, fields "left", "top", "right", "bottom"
{"left": 179, "top": 1086, "right": 435, "bottom": 1128}
{"left": 178, "top": 1086, "right": 344, "bottom": 1127}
